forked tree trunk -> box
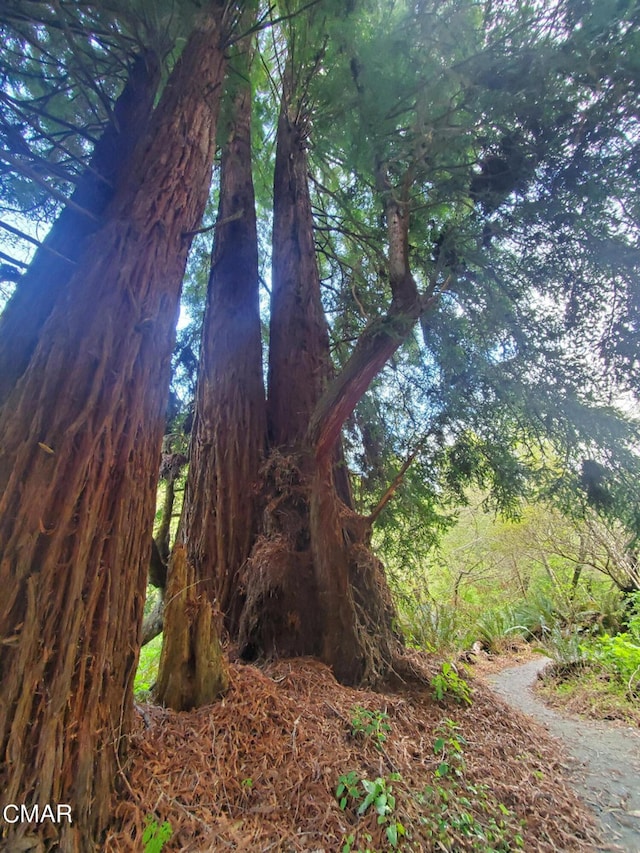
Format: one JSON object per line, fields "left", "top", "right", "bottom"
{"left": 0, "top": 7, "right": 227, "bottom": 850}
{"left": 156, "top": 34, "right": 265, "bottom": 710}
{"left": 0, "top": 50, "right": 161, "bottom": 407}
{"left": 238, "top": 87, "right": 410, "bottom": 684}
{"left": 238, "top": 90, "right": 330, "bottom": 661}
{"left": 307, "top": 192, "right": 424, "bottom": 683}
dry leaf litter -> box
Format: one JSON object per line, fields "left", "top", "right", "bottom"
{"left": 105, "top": 656, "right": 599, "bottom": 851}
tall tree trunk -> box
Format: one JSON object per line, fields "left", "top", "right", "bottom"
{"left": 0, "top": 7, "right": 228, "bottom": 850}
{"left": 307, "top": 188, "right": 425, "bottom": 683}
{"left": 238, "top": 89, "right": 329, "bottom": 662}
{"left": 156, "top": 449, "right": 188, "bottom": 565}
{"left": 238, "top": 89, "right": 408, "bottom": 684}
{"left": 267, "top": 97, "right": 332, "bottom": 448}
{"left": 185, "top": 39, "right": 266, "bottom": 630}
{"left": 156, "top": 32, "right": 265, "bottom": 710}
{"left": 0, "top": 50, "right": 161, "bottom": 407}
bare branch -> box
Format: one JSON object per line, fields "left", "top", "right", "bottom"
{"left": 0, "top": 150, "right": 99, "bottom": 220}
{"left": 0, "top": 220, "right": 75, "bottom": 264}
{"left": 0, "top": 249, "right": 28, "bottom": 269}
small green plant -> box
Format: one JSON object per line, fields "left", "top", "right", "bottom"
{"left": 336, "top": 772, "right": 406, "bottom": 850}
{"left": 413, "top": 720, "right": 525, "bottom": 851}
{"left": 341, "top": 831, "right": 376, "bottom": 853}
{"left": 430, "top": 662, "right": 472, "bottom": 705}
{"left": 350, "top": 705, "right": 392, "bottom": 749}
{"left": 336, "top": 771, "right": 362, "bottom": 810}
{"left": 142, "top": 814, "right": 172, "bottom": 853}
{"left": 337, "top": 720, "right": 525, "bottom": 852}
{"left": 432, "top": 718, "right": 467, "bottom": 779}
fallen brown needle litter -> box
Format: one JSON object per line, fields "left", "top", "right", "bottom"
{"left": 105, "top": 657, "right": 598, "bottom": 851}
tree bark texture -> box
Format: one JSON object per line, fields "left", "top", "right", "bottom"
{"left": 154, "top": 546, "right": 229, "bottom": 709}
{"left": 238, "top": 97, "right": 404, "bottom": 684}
{"left": 156, "top": 450, "right": 188, "bottom": 566}
{"left": 141, "top": 590, "right": 164, "bottom": 647}
{"left": 267, "top": 96, "right": 332, "bottom": 448}
{"left": 306, "top": 193, "right": 422, "bottom": 682}
{"left": 0, "top": 7, "right": 227, "bottom": 850}
{"left": 181, "top": 46, "right": 266, "bottom": 632}
{"left": 310, "top": 458, "right": 399, "bottom": 684}
{"left": 156, "top": 40, "right": 265, "bottom": 709}
{"left": 0, "top": 50, "right": 161, "bottom": 407}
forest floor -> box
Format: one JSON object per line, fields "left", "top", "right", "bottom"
{"left": 484, "top": 655, "right": 640, "bottom": 853}
{"left": 106, "top": 652, "right": 602, "bottom": 852}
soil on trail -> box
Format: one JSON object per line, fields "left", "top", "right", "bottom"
{"left": 486, "top": 656, "right": 640, "bottom": 853}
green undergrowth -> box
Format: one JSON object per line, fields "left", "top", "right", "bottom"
{"left": 537, "top": 592, "right": 640, "bottom": 724}
{"left": 395, "top": 582, "right": 626, "bottom": 658}
{"left": 337, "top": 717, "right": 525, "bottom": 853}
{"left": 537, "top": 663, "right": 640, "bottom": 726}
{"left": 430, "top": 662, "right": 473, "bottom": 705}
{"left": 135, "top": 633, "right": 162, "bottom": 700}
{"left": 142, "top": 814, "right": 172, "bottom": 853}
{"left": 350, "top": 706, "right": 393, "bottom": 750}
{"left": 392, "top": 563, "right": 639, "bottom": 726}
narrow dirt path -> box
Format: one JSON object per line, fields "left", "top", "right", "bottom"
{"left": 486, "top": 657, "right": 640, "bottom": 853}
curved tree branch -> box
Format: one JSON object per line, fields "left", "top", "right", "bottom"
{"left": 309, "top": 174, "right": 435, "bottom": 463}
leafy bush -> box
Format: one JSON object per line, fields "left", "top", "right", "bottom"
{"left": 430, "top": 662, "right": 472, "bottom": 705}
{"left": 584, "top": 632, "right": 640, "bottom": 695}
{"left": 474, "top": 605, "right": 530, "bottom": 651}
{"left": 396, "top": 596, "right": 463, "bottom": 652}
{"left": 541, "top": 625, "right": 589, "bottom": 668}
{"left": 625, "top": 592, "right": 640, "bottom": 641}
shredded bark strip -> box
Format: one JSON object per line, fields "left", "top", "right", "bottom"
{"left": 106, "top": 658, "right": 598, "bottom": 851}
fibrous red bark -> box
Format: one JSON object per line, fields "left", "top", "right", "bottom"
{"left": 237, "top": 85, "right": 407, "bottom": 685}
{"left": 0, "top": 6, "right": 228, "bottom": 849}
{"left": 0, "top": 50, "right": 161, "bottom": 407}
{"left": 267, "top": 95, "right": 332, "bottom": 448}
{"left": 183, "top": 43, "right": 266, "bottom": 631}
{"left": 156, "top": 35, "right": 265, "bottom": 710}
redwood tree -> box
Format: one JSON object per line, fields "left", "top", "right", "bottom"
{"left": 237, "top": 56, "right": 417, "bottom": 684}
{"left": 164, "top": 0, "right": 640, "bottom": 694}
{"left": 156, "top": 27, "right": 266, "bottom": 710}
{"left": 0, "top": 48, "right": 161, "bottom": 405}
{"left": 0, "top": 3, "right": 231, "bottom": 848}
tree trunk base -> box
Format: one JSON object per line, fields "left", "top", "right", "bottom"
{"left": 155, "top": 545, "right": 229, "bottom": 711}
{"left": 237, "top": 451, "right": 402, "bottom": 687}
{"left": 337, "top": 542, "right": 402, "bottom": 685}
{"left": 238, "top": 534, "right": 322, "bottom": 660}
